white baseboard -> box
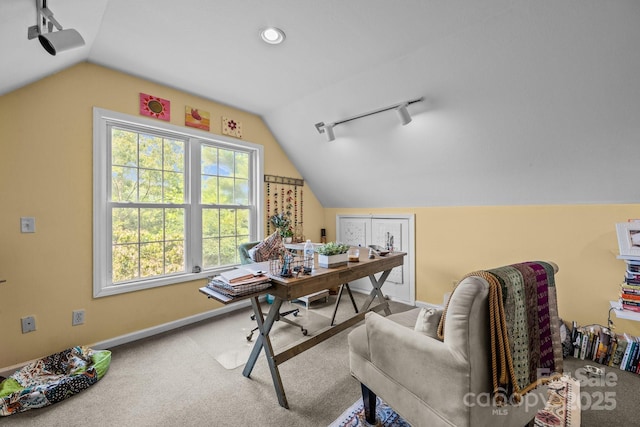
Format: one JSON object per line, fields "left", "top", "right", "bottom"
{"left": 0, "top": 298, "right": 256, "bottom": 377}
{"left": 90, "top": 298, "right": 254, "bottom": 350}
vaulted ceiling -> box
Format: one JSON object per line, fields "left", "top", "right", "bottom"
{"left": 2, "top": 0, "right": 640, "bottom": 207}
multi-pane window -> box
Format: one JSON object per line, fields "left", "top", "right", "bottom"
{"left": 110, "top": 128, "right": 187, "bottom": 283}
{"left": 93, "top": 108, "right": 262, "bottom": 297}
{"left": 200, "top": 145, "right": 250, "bottom": 268}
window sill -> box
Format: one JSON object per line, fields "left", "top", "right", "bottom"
{"left": 94, "top": 268, "right": 229, "bottom": 298}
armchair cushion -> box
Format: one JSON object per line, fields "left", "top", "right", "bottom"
{"left": 413, "top": 307, "right": 443, "bottom": 339}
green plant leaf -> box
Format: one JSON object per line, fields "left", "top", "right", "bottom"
{"left": 315, "top": 242, "right": 350, "bottom": 255}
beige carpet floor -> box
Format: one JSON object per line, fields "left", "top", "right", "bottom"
{"left": 3, "top": 294, "right": 639, "bottom": 426}
{"left": 3, "top": 294, "right": 412, "bottom": 426}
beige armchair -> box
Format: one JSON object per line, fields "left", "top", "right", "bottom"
{"left": 348, "top": 262, "right": 561, "bottom": 427}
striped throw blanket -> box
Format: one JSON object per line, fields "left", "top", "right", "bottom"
{"left": 438, "top": 261, "right": 563, "bottom": 402}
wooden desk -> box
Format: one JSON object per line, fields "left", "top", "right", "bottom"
{"left": 199, "top": 250, "right": 405, "bottom": 409}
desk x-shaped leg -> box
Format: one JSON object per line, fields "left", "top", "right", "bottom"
{"left": 242, "top": 296, "right": 289, "bottom": 409}
{"left": 360, "top": 270, "right": 393, "bottom": 315}
{"left": 242, "top": 268, "right": 394, "bottom": 410}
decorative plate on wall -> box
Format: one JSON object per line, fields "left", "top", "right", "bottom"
{"left": 140, "top": 93, "right": 170, "bottom": 121}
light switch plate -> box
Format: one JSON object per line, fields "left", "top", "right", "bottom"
{"left": 20, "top": 217, "right": 35, "bottom": 233}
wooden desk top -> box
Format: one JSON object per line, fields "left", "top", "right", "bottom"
{"left": 251, "top": 251, "right": 406, "bottom": 300}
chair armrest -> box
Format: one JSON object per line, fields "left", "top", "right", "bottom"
{"left": 365, "top": 312, "right": 470, "bottom": 401}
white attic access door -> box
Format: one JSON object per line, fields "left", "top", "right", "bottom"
{"left": 336, "top": 214, "right": 415, "bottom": 304}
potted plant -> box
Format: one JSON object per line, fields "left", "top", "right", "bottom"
{"left": 270, "top": 212, "right": 293, "bottom": 243}
{"left": 315, "top": 242, "right": 350, "bottom": 268}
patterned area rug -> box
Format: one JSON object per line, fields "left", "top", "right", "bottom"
{"left": 534, "top": 375, "right": 581, "bottom": 427}
{"left": 329, "top": 397, "right": 410, "bottom": 427}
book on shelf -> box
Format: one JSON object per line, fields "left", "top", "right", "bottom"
{"left": 620, "top": 300, "right": 640, "bottom": 313}
{"left": 624, "top": 277, "right": 640, "bottom": 286}
{"left": 573, "top": 329, "right": 583, "bottom": 358}
{"left": 624, "top": 337, "right": 638, "bottom": 372}
{"left": 624, "top": 339, "right": 638, "bottom": 372}
{"left": 620, "top": 283, "right": 640, "bottom": 295}
{"left": 606, "top": 339, "right": 618, "bottom": 366}
{"left": 620, "top": 333, "right": 635, "bottom": 371}
{"left": 610, "top": 334, "right": 628, "bottom": 369}
{"left": 590, "top": 332, "right": 599, "bottom": 361}
{"left": 580, "top": 330, "right": 590, "bottom": 360}
{"left": 636, "top": 337, "right": 640, "bottom": 374}
{"left": 625, "top": 270, "right": 640, "bottom": 281}
{"left": 620, "top": 293, "right": 640, "bottom": 301}
{"left": 595, "top": 328, "right": 613, "bottom": 365}
{"left": 635, "top": 340, "right": 640, "bottom": 373}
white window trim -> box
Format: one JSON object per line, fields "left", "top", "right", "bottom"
{"left": 93, "top": 107, "right": 264, "bottom": 298}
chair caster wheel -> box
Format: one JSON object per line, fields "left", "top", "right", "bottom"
{"left": 246, "top": 333, "right": 253, "bottom": 341}
{"left": 302, "top": 329, "right": 308, "bottom": 336}
{"left": 293, "top": 312, "right": 298, "bottom": 317}
{"left": 250, "top": 314, "right": 256, "bottom": 321}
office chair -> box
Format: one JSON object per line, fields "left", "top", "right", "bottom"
{"left": 238, "top": 241, "right": 307, "bottom": 340}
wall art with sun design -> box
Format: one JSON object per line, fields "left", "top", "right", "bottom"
{"left": 139, "top": 93, "right": 170, "bottom": 121}
{"left": 222, "top": 117, "right": 243, "bottom": 139}
{"left": 185, "top": 106, "right": 210, "bottom": 131}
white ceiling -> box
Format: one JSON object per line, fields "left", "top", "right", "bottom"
{"left": 2, "top": 0, "right": 640, "bottom": 208}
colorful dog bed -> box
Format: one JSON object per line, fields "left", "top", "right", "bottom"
{"left": 0, "top": 346, "right": 111, "bottom": 416}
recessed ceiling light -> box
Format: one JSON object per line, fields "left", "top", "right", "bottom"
{"left": 260, "top": 27, "right": 286, "bottom": 45}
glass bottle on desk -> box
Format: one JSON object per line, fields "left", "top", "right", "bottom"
{"left": 303, "top": 239, "right": 314, "bottom": 273}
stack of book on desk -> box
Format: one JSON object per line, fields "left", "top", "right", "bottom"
{"left": 207, "top": 268, "right": 271, "bottom": 297}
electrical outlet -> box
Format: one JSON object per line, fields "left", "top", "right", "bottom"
{"left": 20, "top": 217, "right": 36, "bottom": 233}
{"left": 21, "top": 316, "right": 36, "bottom": 333}
{"left": 72, "top": 310, "right": 85, "bottom": 326}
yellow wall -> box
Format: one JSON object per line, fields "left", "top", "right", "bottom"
{"left": 0, "top": 63, "right": 324, "bottom": 369}
{"left": 2, "top": 62, "right": 637, "bottom": 370}
{"left": 325, "top": 206, "right": 640, "bottom": 337}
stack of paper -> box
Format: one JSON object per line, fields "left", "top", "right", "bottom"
{"left": 207, "top": 268, "right": 271, "bottom": 297}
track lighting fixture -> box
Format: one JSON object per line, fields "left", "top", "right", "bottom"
{"left": 314, "top": 97, "right": 423, "bottom": 141}
{"left": 27, "top": 0, "right": 85, "bottom": 56}
{"left": 396, "top": 103, "right": 412, "bottom": 126}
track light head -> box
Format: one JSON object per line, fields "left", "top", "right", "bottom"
{"left": 38, "top": 28, "right": 85, "bottom": 55}
{"left": 396, "top": 103, "right": 412, "bottom": 126}
{"left": 315, "top": 122, "right": 336, "bottom": 141}
{"left": 324, "top": 124, "right": 335, "bottom": 141}
{"left": 28, "top": 0, "right": 85, "bottom": 55}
